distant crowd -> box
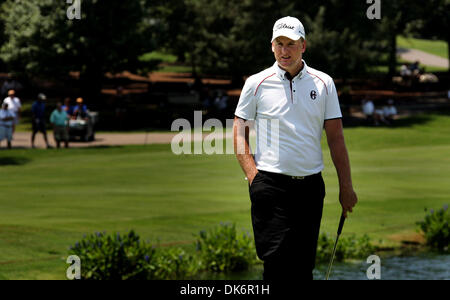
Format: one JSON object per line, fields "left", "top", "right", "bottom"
{"left": 399, "top": 61, "right": 439, "bottom": 85}
{"left": 0, "top": 84, "right": 90, "bottom": 150}
{"left": 361, "top": 97, "right": 398, "bottom": 126}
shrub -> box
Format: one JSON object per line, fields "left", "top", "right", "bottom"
{"left": 195, "top": 222, "right": 258, "bottom": 273}
{"left": 151, "top": 247, "right": 199, "bottom": 280}
{"left": 316, "top": 233, "right": 376, "bottom": 264}
{"left": 69, "top": 230, "right": 197, "bottom": 280}
{"left": 416, "top": 205, "right": 450, "bottom": 253}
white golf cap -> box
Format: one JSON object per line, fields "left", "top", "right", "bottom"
{"left": 271, "top": 16, "right": 305, "bottom": 42}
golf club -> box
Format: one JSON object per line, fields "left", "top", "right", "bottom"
{"left": 325, "top": 213, "right": 346, "bottom": 280}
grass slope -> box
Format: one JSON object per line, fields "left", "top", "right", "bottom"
{"left": 397, "top": 36, "right": 448, "bottom": 59}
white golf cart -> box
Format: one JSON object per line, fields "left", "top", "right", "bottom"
{"left": 68, "top": 111, "right": 98, "bottom": 142}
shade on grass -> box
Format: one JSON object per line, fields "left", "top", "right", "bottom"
{"left": 1, "top": 114, "right": 450, "bottom": 279}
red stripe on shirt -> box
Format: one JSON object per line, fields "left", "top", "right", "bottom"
{"left": 254, "top": 73, "right": 276, "bottom": 96}
{"left": 307, "top": 71, "right": 328, "bottom": 95}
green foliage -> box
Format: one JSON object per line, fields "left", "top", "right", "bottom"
{"left": 316, "top": 233, "right": 376, "bottom": 263}
{"left": 303, "top": 6, "right": 381, "bottom": 78}
{"left": 69, "top": 230, "right": 197, "bottom": 280}
{"left": 69, "top": 230, "right": 155, "bottom": 280}
{"left": 139, "top": 51, "right": 177, "bottom": 64}
{"left": 195, "top": 223, "right": 258, "bottom": 273}
{"left": 0, "top": 0, "right": 156, "bottom": 94}
{"left": 150, "top": 247, "right": 199, "bottom": 280}
{"left": 161, "top": 0, "right": 392, "bottom": 80}
{"left": 416, "top": 205, "right": 450, "bottom": 253}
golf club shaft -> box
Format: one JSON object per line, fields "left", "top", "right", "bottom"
{"left": 325, "top": 213, "right": 346, "bottom": 280}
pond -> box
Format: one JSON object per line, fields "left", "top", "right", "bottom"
{"left": 206, "top": 252, "right": 450, "bottom": 280}
{"left": 314, "top": 252, "right": 450, "bottom": 280}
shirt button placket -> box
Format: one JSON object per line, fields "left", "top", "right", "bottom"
{"left": 292, "top": 81, "right": 297, "bottom": 104}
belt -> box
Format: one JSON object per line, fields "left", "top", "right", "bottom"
{"left": 259, "top": 170, "right": 321, "bottom": 180}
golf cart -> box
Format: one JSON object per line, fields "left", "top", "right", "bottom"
{"left": 68, "top": 111, "right": 98, "bottom": 142}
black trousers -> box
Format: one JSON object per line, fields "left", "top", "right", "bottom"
{"left": 249, "top": 170, "right": 325, "bottom": 281}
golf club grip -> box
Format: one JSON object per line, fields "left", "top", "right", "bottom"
{"left": 337, "top": 213, "right": 345, "bottom": 235}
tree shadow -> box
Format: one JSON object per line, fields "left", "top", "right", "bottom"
{"left": 390, "top": 115, "right": 434, "bottom": 128}
{"left": 0, "top": 156, "right": 32, "bottom": 166}
{"left": 343, "top": 114, "right": 435, "bottom": 128}
{"left": 77, "top": 145, "right": 125, "bottom": 150}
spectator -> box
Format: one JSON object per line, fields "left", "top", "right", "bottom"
{"left": 382, "top": 99, "right": 398, "bottom": 125}
{"left": 73, "top": 97, "right": 88, "bottom": 120}
{"left": 201, "top": 87, "right": 214, "bottom": 112}
{"left": 400, "top": 64, "right": 412, "bottom": 78}
{"left": 214, "top": 90, "right": 228, "bottom": 111}
{"left": 50, "top": 102, "right": 70, "bottom": 148}
{"left": 361, "top": 98, "right": 374, "bottom": 123}
{"left": 361, "top": 97, "right": 383, "bottom": 126}
{"left": 0, "top": 102, "right": 15, "bottom": 149}
{"left": 361, "top": 97, "right": 374, "bottom": 114}
{"left": 62, "top": 97, "right": 74, "bottom": 117}
{"left": 1, "top": 74, "right": 23, "bottom": 98}
{"left": 400, "top": 64, "right": 412, "bottom": 82}
{"left": 409, "top": 61, "right": 422, "bottom": 79}
{"left": 31, "top": 93, "right": 51, "bottom": 149}
{"left": 3, "top": 89, "right": 21, "bottom": 133}
{"left": 72, "top": 97, "right": 94, "bottom": 140}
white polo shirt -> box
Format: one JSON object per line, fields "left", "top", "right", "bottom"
{"left": 3, "top": 96, "right": 21, "bottom": 113}
{"left": 235, "top": 60, "right": 342, "bottom": 176}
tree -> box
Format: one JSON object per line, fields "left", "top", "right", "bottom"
{"left": 0, "top": 0, "right": 155, "bottom": 98}
{"left": 0, "top": 0, "right": 7, "bottom": 71}
{"left": 161, "top": 0, "right": 392, "bottom": 82}
{"left": 373, "top": 0, "right": 424, "bottom": 75}
{"left": 409, "top": 0, "right": 450, "bottom": 71}
{"left": 302, "top": 5, "right": 381, "bottom": 79}
{"left": 159, "top": 0, "right": 298, "bottom": 85}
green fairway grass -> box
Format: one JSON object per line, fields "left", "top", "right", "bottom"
{"left": 139, "top": 51, "right": 178, "bottom": 64}
{"left": 1, "top": 114, "right": 450, "bottom": 279}
{"left": 397, "top": 36, "right": 448, "bottom": 59}
{"left": 139, "top": 51, "right": 192, "bottom": 73}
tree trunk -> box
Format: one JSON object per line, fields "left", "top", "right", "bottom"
{"left": 388, "top": 32, "right": 397, "bottom": 77}
{"left": 80, "top": 67, "right": 103, "bottom": 104}
{"left": 447, "top": 36, "right": 450, "bottom": 72}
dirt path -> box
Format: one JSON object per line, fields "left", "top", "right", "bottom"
{"left": 397, "top": 48, "right": 449, "bottom": 68}
{"left": 6, "top": 131, "right": 235, "bottom": 149}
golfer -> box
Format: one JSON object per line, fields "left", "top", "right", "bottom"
{"left": 233, "top": 16, "right": 357, "bottom": 281}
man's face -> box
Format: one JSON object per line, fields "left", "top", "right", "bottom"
{"left": 272, "top": 36, "right": 306, "bottom": 71}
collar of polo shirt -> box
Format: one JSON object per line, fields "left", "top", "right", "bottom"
{"left": 274, "top": 60, "right": 308, "bottom": 81}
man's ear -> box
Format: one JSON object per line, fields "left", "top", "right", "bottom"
{"left": 302, "top": 39, "right": 307, "bottom": 53}
{"left": 271, "top": 42, "right": 275, "bottom": 53}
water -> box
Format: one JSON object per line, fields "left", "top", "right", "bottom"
{"left": 212, "top": 253, "right": 450, "bottom": 280}
{"left": 315, "top": 253, "right": 450, "bottom": 280}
